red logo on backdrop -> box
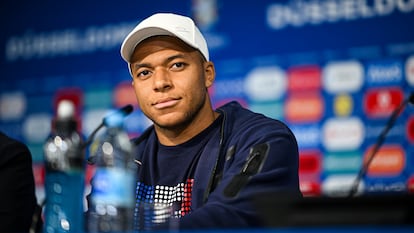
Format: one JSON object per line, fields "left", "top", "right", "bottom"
{"left": 299, "top": 180, "right": 321, "bottom": 197}
{"left": 408, "top": 175, "right": 414, "bottom": 193}
{"left": 287, "top": 65, "right": 321, "bottom": 92}
{"left": 407, "top": 116, "right": 414, "bottom": 143}
{"left": 299, "top": 150, "right": 321, "bottom": 174}
{"left": 363, "top": 87, "right": 404, "bottom": 118}
{"left": 285, "top": 92, "right": 324, "bottom": 123}
{"left": 298, "top": 150, "right": 321, "bottom": 196}
{"left": 114, "top": 81, "right": 139, "bottom": 109}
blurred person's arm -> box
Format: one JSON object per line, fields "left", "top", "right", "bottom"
{"left": 0, "top": 132, "right": 39, "bottom": 233}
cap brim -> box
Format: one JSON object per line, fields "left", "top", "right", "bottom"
{"left": 120, "top": 27, "right": 176, "bottom": 63}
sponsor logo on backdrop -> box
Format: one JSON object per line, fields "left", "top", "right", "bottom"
{"left": 322, "top": 174, "right": 362, "bottom": 197}
{"left": 299, "top": 150, "right": 321, "bottom": 174}
{"left": 287, "top": 65, "right": 321, "bottom": 91}
{"left": 322, "top": 117, "right": 364, "bottom": 151}
{"left": 299, "top": 180, "right": 321, "bottom": 196}
{"left": 363, "top": 87, "right": 404, "bottom": 118}
{"left": 333, "top": 94, "right": 353, "bottom": 117}
{"left": 0, "top": 92, "right": 26, "bottom": 120}
{"left": 408, "top": 116, "right": 414, "bottom": 143}
{"left": 213, "top": 79, "right": 245, "bottom": 99}
{"left": 23, "top": 113, "right": 52, "bottom": 143}
{"left": 290, "top": 124, "right": 320, "bottom": 149}
{"left": 285, "top": 93, "right": 323, "bottom": 123}
{"left": 244, "top": 66, "right": 287, "bottom": 101}
{"left": 366, "top": 59, "right": 403, "bottom": 86}
{"left": 249, "top": 101, "right": 284, "bottom": 120}
{"left": 322, "top": 60, "right": 363, "bottom": 93}
{"left": 84, "top": 89, "right": 113, "bottom": 109}
{"left": 365, "top": 122, "right": 405, "bottom": 141}
{"left": 406, "top": 55, "right": 414, "bottom": 86}
{"left": 323, "top": 151, "right": 362, "bottom": 173}
{"left": 299, "top": 149, "right": 322, "bottom": 196}
{"left": 365, "top": 144, "right": 405, "bottom": 177}
{"left": 113, "top": 81, "right": 138, "bottom": 108}
{"left": 408, "top": 175, "right": 414, "bottom": 193}
{"left": 366, "top": 181, "right": 406, "bottom": 193}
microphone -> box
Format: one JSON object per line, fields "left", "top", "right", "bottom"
{"left": 84, "top": 104, "right": 133, "bottom": 164}
{"left": 348, "top": 92, "right": 414, "bottom": 197}
{"left": 103, "top": 104, "right": 134, "bottom": 126}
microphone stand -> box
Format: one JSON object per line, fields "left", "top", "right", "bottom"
{"left": 84, "top": 104, "right": 133, "bottom": 164}
{"left": 348, "top": 93, "right": 414, "bottom": 197}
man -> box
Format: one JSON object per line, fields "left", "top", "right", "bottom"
{"left": 0, "top": 131, "right": 42, "bottom": 232}
{"left": 120, "top": 13, "right": 301, "bottom": 229}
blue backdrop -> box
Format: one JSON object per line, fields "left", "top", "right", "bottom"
{"left": 1, "top": 0, "right": 414, "bottom": 200}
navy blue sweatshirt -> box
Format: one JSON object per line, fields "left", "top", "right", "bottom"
{"left": 132, "top": 101, "right": 301, "bottom": 229}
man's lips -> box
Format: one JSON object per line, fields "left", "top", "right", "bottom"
{"left": 152, "top": 98, "right": 180, "bottom": 109}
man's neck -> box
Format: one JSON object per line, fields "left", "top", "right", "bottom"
{"left": 155, "top": 111, "right": 220, "bottom": 146}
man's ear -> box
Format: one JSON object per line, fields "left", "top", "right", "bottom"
{"left": 204, "top": 61, "right": 216, "bottom": 88}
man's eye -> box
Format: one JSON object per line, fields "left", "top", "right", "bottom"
{"left": 137, "top": 70, "right": 151, "bottom": 79}
{"left": 172, "top": 62, "right": 185, "bottom": 69}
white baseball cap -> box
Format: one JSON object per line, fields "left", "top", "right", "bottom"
{"left": 120, "top": 13, "right": 209, "bottom": 64}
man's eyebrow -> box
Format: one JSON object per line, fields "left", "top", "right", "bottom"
{"left": 132, "top": 53, "right": 188, "bottom": 71}
{"left": 133, "top": 63, "right": 151, "bottom": 71}
{"left": 166, "top": 54, "right": 187, "bottom": 62}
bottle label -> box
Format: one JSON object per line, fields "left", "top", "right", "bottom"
{"left": 44, "top": 172, "right": 85, "bottom": 233}
{"left": 91, "top": 167, "right": 135, "bottom": 207}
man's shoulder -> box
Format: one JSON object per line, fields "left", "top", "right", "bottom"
{"left": 218, "top": 101, "right": 295, "bottom": 144}
{"left": 216, "top": 101, "right": 256, "bottom": 119}
{"left": 218, "top": 101, "right": 285, "bottom": 126}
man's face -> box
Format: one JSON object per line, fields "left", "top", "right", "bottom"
{"left": 129, "top": 36, "right": 215, "bottom": 131}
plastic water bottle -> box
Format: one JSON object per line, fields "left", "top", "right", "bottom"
{"left": 86, "top": 110, "right": 136, "bottom": 232}
{"left": 43, "top": 100, "right": 85, "bottom": 233}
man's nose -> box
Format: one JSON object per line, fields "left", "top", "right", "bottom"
{"left": 152, "top": 68, "right": 172, "bottom": 92}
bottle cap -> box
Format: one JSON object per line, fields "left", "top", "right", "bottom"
{"left": 57, "top": 100, "right": 75, "bottom": 119}
{"left": 55, "top": 100, "right": 77, "bottom": 132}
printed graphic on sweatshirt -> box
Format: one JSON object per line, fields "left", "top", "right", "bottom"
{"left": 134, "top": 179, "right": 194, "bottom": 229}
